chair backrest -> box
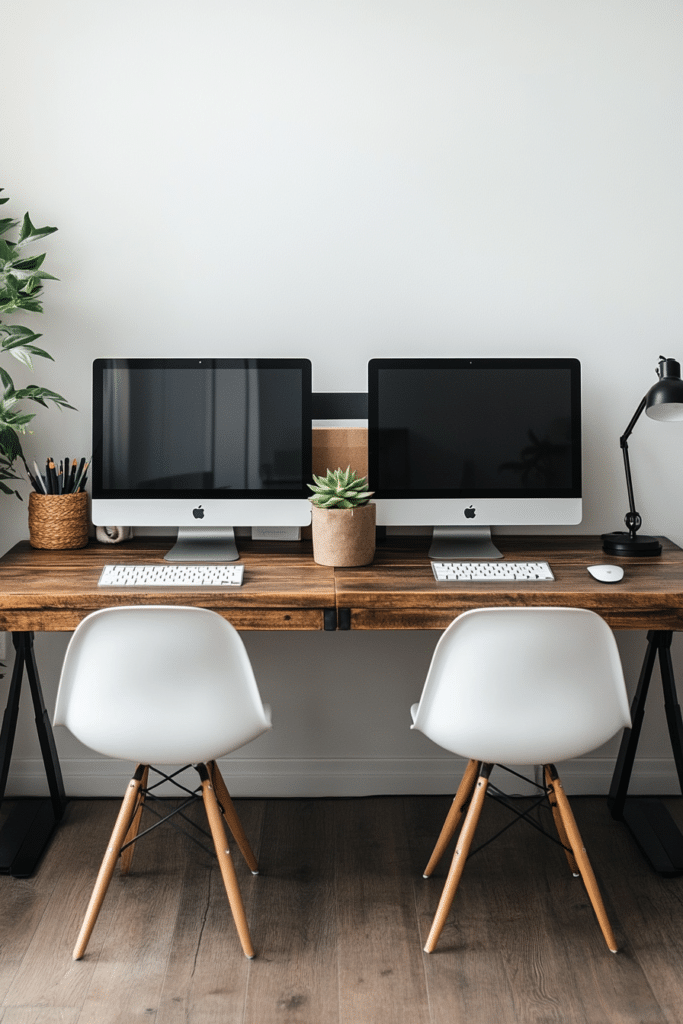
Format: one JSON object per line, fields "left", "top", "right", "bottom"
{"left": 411, "top": 607, "right": 631, "bottom": 765}
{"left": 54, "top": 606, "right": 271, "bottom": 764}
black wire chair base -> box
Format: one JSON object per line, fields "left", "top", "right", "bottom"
{"left": 119, "top": 764, "right": 218, "bottom": 861}
{"left": 467, "top": 764, "right": 572, "bottom": 859}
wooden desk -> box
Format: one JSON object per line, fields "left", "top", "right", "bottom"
{"left": 0, "top": 537, "right": 337, "bottom": 633}
{"left": 7, "top": 533, "right": 681, "bottom": 632}
{"left": 1, "top": 533, "right": 683, "bottom": 876}
{"left": 333, "top": 534, "right": 683, "bottom": 631}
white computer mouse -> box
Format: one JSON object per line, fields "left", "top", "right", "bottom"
{"left": 587, "top": 564, "right": 624, "bottom": 584}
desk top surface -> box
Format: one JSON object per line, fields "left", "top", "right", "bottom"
{"left": 335, "top": 534, "right": 683, "bottom": 631}
{"left": 0, "top": 538, "right": 335, "bottom": 632}
{"left": 1, "top": 534, "right": 682, "bottom": 632}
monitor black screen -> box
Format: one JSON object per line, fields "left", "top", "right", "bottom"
{"left": 93, "top": 358, "right": 312, "bottom": 500}
{"left": 368, "top": 358, "right": 581, "bottom": 499}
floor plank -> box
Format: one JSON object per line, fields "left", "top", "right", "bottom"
{"left": 594, "top": 799, "right": 683, "bottom": 1024}
{"left": 408, "top": 791, "right": 520, "bottom": 1024}
{"left": 487, "top": 797, "right": 666, "bottom": 1024}
{"left": 1, "top": 800, "right": 128, "bottom": 1013}
{"left": 243, "top": 798, "right": 339, "bottom": 1024}
{"left": 2, "top": 1010, "right": 80, "bottom": 1024}
{"left": 156, "top": 798, "right": 265, "bottom": 1024}
{"left": 1, "top": 795, "right": 683, "bottom": 1024}
{"left": 406, "top": 784, "right": 673, "bottom": 1024}
{"left": 336, "top": 797, "right": 430, "bottom": 1024}
{"left": 73, "top": 795, "right": 191, "bottom": 1024}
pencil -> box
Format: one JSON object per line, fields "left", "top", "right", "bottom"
{"left": 72, "top": 459, "right": 89, "bottom": 493}
{"left": 32, "top": 461, "right": 48, "bottom": 494}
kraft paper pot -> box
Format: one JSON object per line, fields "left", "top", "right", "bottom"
{"left": 311, "top": 503, "right": 376, "bottom": 567}
{"left": 28, "top": 492, "right": 89, "bottom": 549}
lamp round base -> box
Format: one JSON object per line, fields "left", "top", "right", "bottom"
{"left": 601, "top": 532, "right": 662, "bottom": 557}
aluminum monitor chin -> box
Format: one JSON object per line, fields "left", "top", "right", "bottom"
{"left": 92, "top": 358, "right": 312, "bottom": 561}
{"left": 368, "top": 357, "right": 582, "bottom": 559}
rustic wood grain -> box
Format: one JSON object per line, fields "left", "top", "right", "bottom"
{"left": 2, "top": 797, "right": 683, "bottom": 1023}
{"left": 588, "top": 797, "right": 683, "bottom": 1023}
{"left": 0, "top": 539, "right": 336, "bottom": 632}
{"left": 2, "top": 534, "right": 683, "bottom": 633}
{"left": 334, "top": 535, "right": 683, "bottom": 630}
{"left": 335, "top": 797, "right": 430, "bottom": 1024}
{"left": 407, "top": 789, "right": 671, "bottom": 1024}
{"left": 155, "top": 799, "right": 264, "bottom": 1024}
{"left": 407, "top": 792, "right": 519, "bottom": 1023}
{"left": 1, "top": 800, "right": 130, "bottom": 1011}
{"left": 2, "top": 1009, "right": 80, "bottom": 1023}
{"left": 73, "top": 796, "right": 192, "bottom": 1024}
{"left": 243, "top": 798, "right": 340, "bottom": 1024}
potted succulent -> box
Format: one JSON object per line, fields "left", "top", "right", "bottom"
{"left": 308, "top": 466, "right": 376, "bottom": 567}
{"left": 0, "top": 189, "right": 73, "bottom": 499}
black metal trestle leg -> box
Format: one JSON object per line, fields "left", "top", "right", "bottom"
{"left": 608, "top": 630, "right": 683, "bottom": 876}
{"left": 0, "top": 632, "right": 67, "bottom": 877}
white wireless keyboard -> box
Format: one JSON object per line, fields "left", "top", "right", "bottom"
{"left": 98, "top": 564, "right": 244, "bottom": 587}
{"left": 432, "top": 560, "right": 554, "bottom": 582}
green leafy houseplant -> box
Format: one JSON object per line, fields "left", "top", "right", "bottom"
{"left": 307, "top": 466, "right": 374, "bottom": 509}
{"left": 0, "top": 189, "right": 73, "bottom": 498}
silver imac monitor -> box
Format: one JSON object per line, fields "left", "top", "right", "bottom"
{"left": 368, "top": 357, "right": 582, "bottom": 559}
{"left": 92, "top": 357, "right": 312, "bottom": 561}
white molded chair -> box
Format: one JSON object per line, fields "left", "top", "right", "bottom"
{"left": 54, "top": 605, "right": 272, "bottom": 960}
{"left": 411, "top": 606, "right": 631, "bottom": 954}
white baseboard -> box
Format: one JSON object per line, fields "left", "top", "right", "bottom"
{"left": 5, "top": 756, "right": 682, "bottom": 799}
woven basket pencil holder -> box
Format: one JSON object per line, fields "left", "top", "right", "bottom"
{"left": 28, "top": 492, "right": 89, "bottom": 549}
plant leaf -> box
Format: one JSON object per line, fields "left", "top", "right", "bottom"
{"left": 8, "top": 347, "right": 34, "bottom": 370}
{"left": 0, "top": 238, "right": 16, "bottom": 262}
{"left": 0, "top": 425, "right": 23, "bottom": 462}
{"left": 9, "top": 253, "right": 46, "bottom": 272}
{"left": 14, "top": 385, "right": 75, "bottom": 409}
{"left": 16, "top": 213, "right": 58, "bottom": 248}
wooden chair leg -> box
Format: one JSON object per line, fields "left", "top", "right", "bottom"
{"left": 120, "top": 765, "right": 149, "bottom": 876}
{"left": 544, "top": 765, "right": 579, "bottom": 876}
{"left": 73, "top": 765, "right": 146, "bottom": 960}
{"left": 424, "top": 763, "right": 492, "bottom": 954}
{"left": 423, "top": 758, "right": 480, "bottom": 878}
{"left": 199, "top": 765, "right": 255, "bottom": 959}
{"left": 208, "top": 761, "right": 259, "bottom": 874}
{"left": 546, "top": 765, "right": 618, "bottom": 953}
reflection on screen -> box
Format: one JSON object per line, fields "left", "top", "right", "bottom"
{"left": 101, "top": 364, "right": 305, "bottom": 494}
{"left": 375, "top": 366, "right": 577, "bottom": 496}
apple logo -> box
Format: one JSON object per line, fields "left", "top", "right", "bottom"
{"left": 464, "top": 506, "right": 476, "bottom": 519}
{"left": 192, "top": 505, "right": 205, "bottom": 520}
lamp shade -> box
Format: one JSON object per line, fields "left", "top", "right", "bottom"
{"left": 645, "top": 357, "right": 683, "bottom": 421}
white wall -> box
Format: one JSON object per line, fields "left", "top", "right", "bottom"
{"left": 3, "top": 0, "right": 683, "bottom": 797}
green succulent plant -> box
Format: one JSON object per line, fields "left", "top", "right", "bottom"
{"left": 307, "top": 466, "right": 374, "bottom": 509}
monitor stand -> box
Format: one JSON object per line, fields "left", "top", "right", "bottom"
{"left": 164, "top": 526, "right": 239, "bottom": 562}
{"left": 428, "top": 526, "right": 503, "bottom": 560}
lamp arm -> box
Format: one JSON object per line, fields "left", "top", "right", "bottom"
{"left": 620, "top": 395, "right": 647, "bottom": 447}
{"left": 619, "top": 395, "right": 647, "bottom": 539}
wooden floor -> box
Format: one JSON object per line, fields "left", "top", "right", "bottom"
{"left": 1, "top": 790, "right": 683, "bottom": 1024}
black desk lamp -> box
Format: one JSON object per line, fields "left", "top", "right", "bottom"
{"left": 602, "top": 356, "right": 683, "bottom": 557}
